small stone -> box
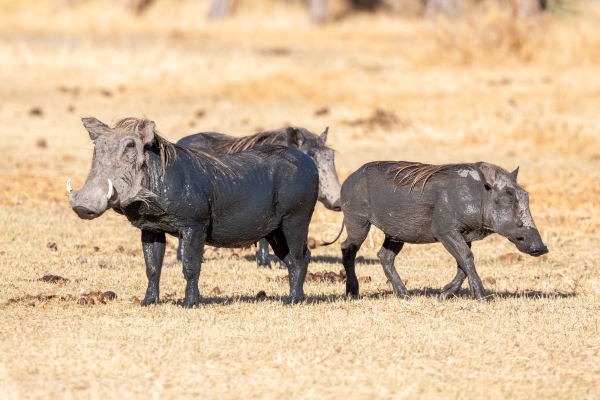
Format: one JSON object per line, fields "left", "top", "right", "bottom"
{"left": 483, "top": 277, "right": 497, "bottom": 285}
{"left": 130, "top": 296, "right": 141, "bottom": 305}
{"left": 93, "top": 246, "right": 100, "bottom": 252}
{"left": 499, "top": 253, "right": 522, "bottom": 263}
{"left": 209, "top": 287, "right": 221, "bottom": 296}
{"left": 46, "top": 242, "right": 58, "bottom": 252}
{"left": 256, "top": 290, "right": 267, "bottom": 300}
{"left": 100, "top": 291, "right": 117, "bottom": 301}
{"left": 36, "top": 138, "right": 47, "bottom": 148}
{"left": 325, "top": 272, "right": 340, "bottom": 283}
{"left": 314, "top": 107, "right": 329, "bottom": 116}
{"left": 77, "top": 297, "right": 88, "bottom": 305}
{"left": 98, "top": 261, "right": 107, "bottom": 269}
{"left": 78, "top": 256, "right": 88, "bottom": 264}
{"left": 39, "top": 275, "right": 69, "bottom": 284}
{"left": 29, "top": 107, "right": 43, "bottom": 116}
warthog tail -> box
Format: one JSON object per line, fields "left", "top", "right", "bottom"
{"left": 320, "top": 221, "right": 345, "bottom": 247}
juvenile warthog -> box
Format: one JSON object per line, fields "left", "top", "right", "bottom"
{"left": 68, "top": 117, "right": 318, "bottom": 307}
{"left": 178, "top": 126, "right": 342, "bottom": 266}
{"left": 340, "top": 161, "right": 548, "bottom": 300}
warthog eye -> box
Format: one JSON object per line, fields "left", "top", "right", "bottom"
{"left": 126, "top": 141, "right": 135, "bottom": 149}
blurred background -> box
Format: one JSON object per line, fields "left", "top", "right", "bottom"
{"left": 0, "top": 0, "right": 599, "bottom": 232}
{"left": 1, "top": 4, "right": 600, "bottom": 397}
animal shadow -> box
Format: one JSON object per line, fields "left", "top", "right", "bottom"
{"left": 242, "top": 254, "right": 378, "bottom": 266}
{"left": 407, "top": 286, "right": 577, "bottom": 301}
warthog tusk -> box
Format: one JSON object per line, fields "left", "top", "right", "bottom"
{"left": 107, "top": 179, "right": 114, "bottom": 200}
{"left": 67, "top": 179, "right": 73, "bottom": 194}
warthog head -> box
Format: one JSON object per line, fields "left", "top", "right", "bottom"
{"left": 287, "top": 127, "right": 342, "bottom": 211}
{"left": 68, "top": 117, "right": 158, "bottom": 220}
{"left": 479, "top": 163, "right": 548, "bottom": 257}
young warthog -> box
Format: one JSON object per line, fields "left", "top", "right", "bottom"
{"left": 340, "top": 161, "right": 548, "bottom": 300}
{"left": 68, "top": 117, "right": 318, "bottom": 307}
{"left": 178, "top": 127, "right": 343, "bottom": 266}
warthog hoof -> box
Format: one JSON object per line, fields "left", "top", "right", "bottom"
{"left": 181, "top": 296, "right": 200, "bottom": 309}
{"left": 140, "top": 294, "right": 159, "bottom": 307}
{"left": 345, "top": 281, "right": 359, "bottom": 299}
{"left": 283, "top": 294, "right": 304, "bottom": 305}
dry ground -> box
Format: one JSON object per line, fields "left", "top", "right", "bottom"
{"left": 1, "top": 0, "right": 600, "bottom": 398}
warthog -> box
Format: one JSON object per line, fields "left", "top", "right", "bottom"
{"left": 340, "top": 161, "right": 548, "bottom": 300}
{"left": 68, "top": 117, "right": 318, "bottom": 307}
{"left": 178, "top": 126, "right": 342, "bottom": 266}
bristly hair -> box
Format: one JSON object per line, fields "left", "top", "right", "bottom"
{"left": 212, "top": 127, "right": 332, "bottom": 155}
{"left": 385, "top": 162, "right": 458, "bottom": 193}
{"left": 113, "top": 117, "right": 231, "bottom": 175}
{"left": 220, "top": 131, "right": 280, "bottom": 154}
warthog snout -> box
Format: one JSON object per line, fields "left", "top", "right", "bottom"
{"left": 528, "top": 246, "right": 549, "bottom": 257}
{"left": 72, "top": 205, "right": 100, "bottom": 220}
{"left": 331, "top": 199, "right": 341, "bottom": 212}
{"left": 68, "top": 179, "right": 114, "bottom": 221}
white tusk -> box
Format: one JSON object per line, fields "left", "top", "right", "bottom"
{"left": 107, "top": 179, "right": 114, "bottom": 200}
{"left": 67, "top": 179, "right": 72, "bottom": 194}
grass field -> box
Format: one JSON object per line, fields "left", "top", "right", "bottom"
{"left": 1, "top": 0, "right": 600, "bottom": 398}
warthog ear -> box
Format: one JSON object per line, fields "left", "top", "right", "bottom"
{"left": 286, "top": 127, "right": 306, "bottom": 149}
{"left": 135, "top": 120, "right": 156, "bottom": 146}
{"left": 510, "top": 167, "right": 519, "bottom": 181}
{"left": 477, "top": 162, "right": 497, "bottom": 187}
{"left": 319, "top": 127, "right": 329, "bottom": 143}
{"left": 82, "top": 117, "right": 110, "bottom": 140}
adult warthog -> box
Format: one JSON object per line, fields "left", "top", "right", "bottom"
{"left": 340, "top": 161, "right": 548, "bottom": 300}
{"left": 68, "top": 117, "right": 318, "bottom": 307}
{"left": 178, "top": 126, "right": 342, "bottom": 266}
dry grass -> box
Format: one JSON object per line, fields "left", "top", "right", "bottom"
{"left": 1, "top": 0, "right": 600, "bottom": 398}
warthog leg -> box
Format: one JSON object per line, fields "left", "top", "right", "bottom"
{"left": 267, "top": 217, "right": 310, "bottom": 305}
{"left": 377, "top": 237, "right": 408, "bottom": 298}
{"left": 180, "top": 226, "right": 206, "bottom": 308}
{"left": 439, "top": 242, "right": 471, "bottom": 300}
{"left": 141, "top": 230, "right": 166, "bottom": 306}
{"left": 341, "top": 215, "right": 371, "bottom": 298}
{"left": 256, "top": 238, "right": 271, "bottom": 268}
{"left": 438, "top": 234, "right": 485, "bottom": 300}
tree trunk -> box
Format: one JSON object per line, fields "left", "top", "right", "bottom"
{"left": 309, "top": 0, "right": 330, "bottom": 24}
{"left": 425, "top": 0, "right": 463, "bottom": 19}
{"left": 209, "top": 0, "right": 234, "bottom": 19}
{"left": 381, "top": 0, "right": 425, "bottom": 15}
{"left": 514, "top": 0, "right": 542, "bottom": 17}
{"left": 126, "top": 0, "right": 152, "bottom": 15}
